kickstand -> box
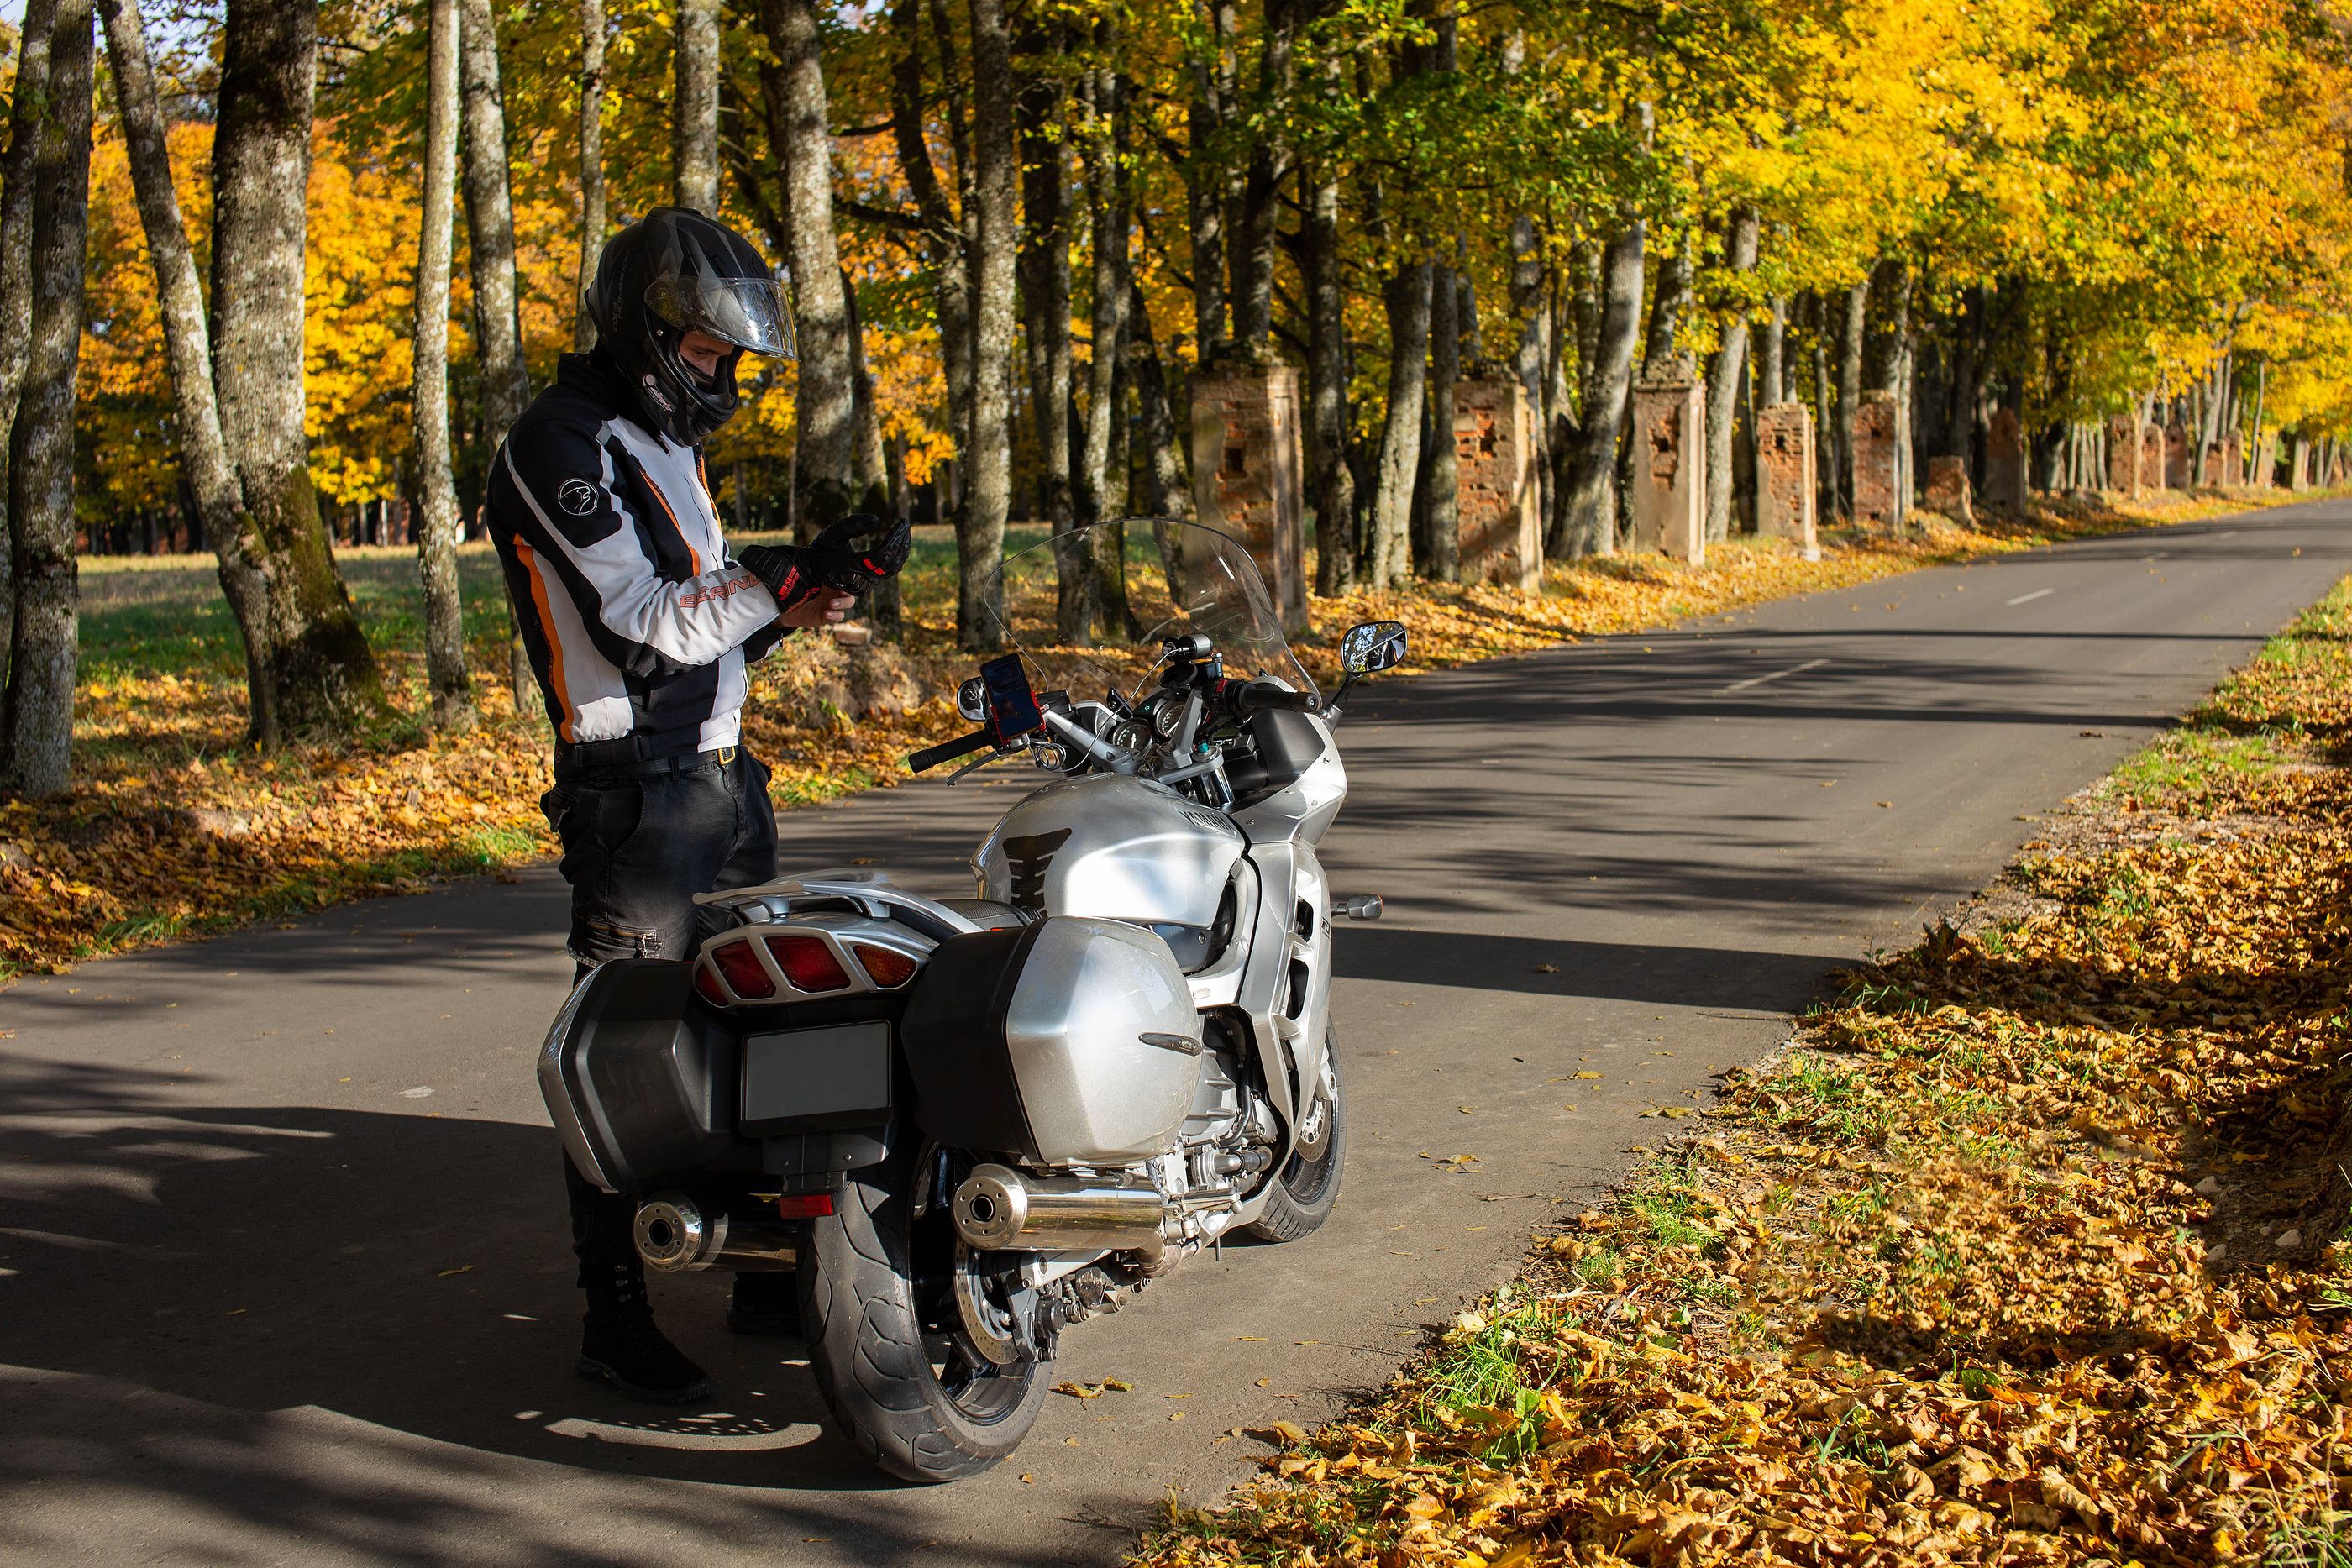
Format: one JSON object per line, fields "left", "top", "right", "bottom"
{"left": 1213, "top": 1236, "right": 1223, "bottom": 1263}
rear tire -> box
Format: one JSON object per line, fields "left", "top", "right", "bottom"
{"left": 800, "top": 1136, "right": 1047, "bottom": 1482}
{"left": 1242, "top": 1030, "right": 1347, "bottom": 1243}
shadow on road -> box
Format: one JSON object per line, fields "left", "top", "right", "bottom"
{"left": 0, "top": 1054, "right": 1122, "bottom": 1560}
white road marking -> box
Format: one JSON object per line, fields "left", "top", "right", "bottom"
{"left": 2005, "top": 588, "right": 2054, "bottom": 606}
{"left": 2215, "top": 531, "right": 2239, "bottom": 540}
{"left": 1721, "top": 658, "right": 1829, "bottom": 694}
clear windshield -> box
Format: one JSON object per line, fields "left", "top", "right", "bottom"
{"left": 978, "top": 519, "right": 1316, "bottom": 705}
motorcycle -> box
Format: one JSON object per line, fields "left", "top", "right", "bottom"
{"left": 538, "top": 518, "right": 1406, "bottom": 1481}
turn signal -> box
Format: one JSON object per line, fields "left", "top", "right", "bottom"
{"left": 692, "top": 962, "right": 729, "bottom": 1007}
{"left": 764, "top": 933, "right": 852, "bottom": 992}
{"left": 776, "top": 1193, "right": 836, "bottom": 1219}
{"left": 852, "top": 943, "right": 920, "bottom": 989}
{"left": 711, "top": 940, "right": 775, "bottom": 999}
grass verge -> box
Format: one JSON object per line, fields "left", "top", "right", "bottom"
{"left": 1135, "top": 578, "right": 2352, "bottom": 1566}
{"left": 1, "top": 485, "right": 2336, "bottom": 980}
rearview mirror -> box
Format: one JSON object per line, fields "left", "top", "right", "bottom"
{"left": 957, "top": 677, "right": 988, "bottom": 722}
{"left": 1340, "top": 621, "right": 1407, "bottom": 677}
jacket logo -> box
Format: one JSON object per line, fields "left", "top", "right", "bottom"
{"left": 558, "top": 479, "right": 599, "bottom": 516}
{"left": 1000, "top": 829, "right": 1070, "bottom": 910}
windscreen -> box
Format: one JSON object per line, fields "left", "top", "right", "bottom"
{"left": 976, "top": 520, "right": 1315, "bottom": 705}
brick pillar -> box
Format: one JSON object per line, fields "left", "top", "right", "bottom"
{"left": 1924, "top": 455, "right": 1972, "bottom": 525}
{"left": 1982, "top": 407, "right": 2026, "bottom": 512}
{"left": 2221, "top": 432, "right": 2244, "bottom": 487}
{"left": 1189, "top": 364, "right": 1306, "bottom": 633}
{"left": 1629, "top": 379, "right": 1705, "bottom": 562}
{"left": 2163, "top": 421, "right": 2188, "bottom": 488}
{"left": 1754, "top": 402, "right": 1818, "bottom": 559}
{"left": 1450, "top": 376, "right": 1541, "bottom": 592}
{"left": 2253, "top": 432, "right": 2274, "bottom": 489}
{"left": 2140, "top": 422, "right": 2166, "bottom": 491}
{"left": 2105, "top": 413, "right": 2143, "bottom": 493}
{"left": 1851, "top": 391, "right": 1902, "bottom": 527}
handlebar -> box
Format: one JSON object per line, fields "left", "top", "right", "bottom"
{"left": 1231, "top": 680, "right": 1320, "bottom": 717}
{"left": 906, "top": 729, "right": 994, "bottom": 773}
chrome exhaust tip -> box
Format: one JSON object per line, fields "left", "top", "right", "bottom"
{"left": 633, "top": 1193, "right": 724, "bottom": 1272}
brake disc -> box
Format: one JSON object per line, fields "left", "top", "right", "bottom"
{"left": 952, "top": 1241, "right": 1026, "bottom": 1367}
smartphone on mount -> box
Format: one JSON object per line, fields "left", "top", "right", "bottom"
{"left": 979, "top": 653, "right": 1043, "bottom": 747}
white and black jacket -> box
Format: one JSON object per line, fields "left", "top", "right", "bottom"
{"left": 486, "top": 354, "right": 803, "bottom": 758}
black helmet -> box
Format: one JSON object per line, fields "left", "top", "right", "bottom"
{"left": 584, "top": 207, "right": 795, "bottom": 447}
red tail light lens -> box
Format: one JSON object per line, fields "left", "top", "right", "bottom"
{"left": 711, "top": 940, "right": 775, "bottom": 999}
{"left": 776, "top": 1193, "right": 835, "bottom": 1219}
{"left": 764, "top": 933, "right": 851, "bottom": 992}
{"left": 852, "top": 943, "right": 920, "bottom": 989}
{"left": 693, "top": 962, "right": 729, "bottom": 1007}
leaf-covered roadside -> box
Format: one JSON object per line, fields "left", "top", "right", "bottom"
{"left": 1136, "top": 584, "right": 2352, "bottom": 1566}
{"left": 0, "top": 490, "right": 2313, "bottom": 981}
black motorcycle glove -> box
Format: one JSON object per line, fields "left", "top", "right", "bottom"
{"left": 736, "top": 543, "right": 816, "bottom": 607}
{"left": 801, "top": 514, "right": 913, "bottom": 597}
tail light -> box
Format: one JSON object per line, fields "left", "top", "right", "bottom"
{"left": 851, "top": 943, "right": 919, "bottom": 988}
{"left": 711, "top": 941, "right": 775, "bottom": 999}
{"left": 693, "top": 963, "right": 728, "bottom": 1006}
{"left": 764, "top": 934, "right": 852, "bottom": 993}
{"left": 777, "top": 1193, "right": 835, "bottom": 1219}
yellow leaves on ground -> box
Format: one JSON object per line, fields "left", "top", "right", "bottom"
{"left": 1137, "top": 575, "right": 2352, "bottom": 1566}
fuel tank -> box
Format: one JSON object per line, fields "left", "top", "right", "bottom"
{"left": 975, "top": 774, "right": 1245, "bottom": 939}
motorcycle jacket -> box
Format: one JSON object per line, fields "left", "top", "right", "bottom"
{"left": 487, "top": 352, "right": 806, "bottom": 758}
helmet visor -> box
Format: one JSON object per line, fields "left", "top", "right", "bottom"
{"left": 643, "top": 275, "right": 795, "bottom": 359}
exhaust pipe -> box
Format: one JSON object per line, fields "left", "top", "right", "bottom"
{"left": 951, "top": 1163, "right": 1167, "bottom": 1257}
{"left": 632, "top": 1193, "right": 798, "bottom": 1273}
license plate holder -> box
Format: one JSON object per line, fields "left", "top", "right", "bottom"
{"left": 740, "top": 1020, "right": 892, "bottom": 1131}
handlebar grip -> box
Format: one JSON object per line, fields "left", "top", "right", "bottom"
{"left": 1234, "top": 681, "right": 1320, "bottom": 716}
{"left": 906, "top": 729, "right": 993, "bottom": 773}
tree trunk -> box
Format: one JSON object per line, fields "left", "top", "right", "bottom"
{"left": 1017, "top": 27, "right": 1087, "bottom": 642}
{"left": 100, "top": 0, "right": 282, "bottom": 733}
{"left": 1945, "top": 285, "right": 1982, "bottom": 460}
{"left": 1128, "top": 284, "right": 1191, "bottom": 527}
{"left": 1078, "top": 55, "right": 1130, "bottom": 537}
{"left": 757, "top": 0, "right": 858, "bottom": 528}
{"left": 573, "top": 0, "right": 606, "bottom": 350}
{"left": 674, "top": 0, "right": 719, "bottom": 210}
{"left": 1642, "top": 228, "right": 1693, "bottom": 380}
{"left": 2250, "top": 354, "right": 2268, "bottom": 486}
{"left": 1366, "top": 261, "right": 1430, "bottom": 589}
{"left": 1834, "top": 276, "right": 1867, "bottom": 517}
{"left": 0, "top": 0, "right": 61, "bottom": 688}
{"left": 211, "top": 0, "right": 385, "bottom": 737}
{"left": 1305, "top": 160, "right": 1353, "bottom": 595}
{"left": 961, "top": 0, "right": 1017, "bottom": 650}
{"left": 1556, "top": 221, "right": 1644, "bottom": 559}
{"left": 1704, "top": 209, "right": 1759, "bottom": 542}
{"left": 457, "top": 0, "right": 532, "bottom": 704}
{"left": 1185, "top": 0, "right": 1233, "bottom": 357}
{"left": 1424, "top": 256, "right": 1460, "bottom": 582}
{"left": 1506, "top": 214, "right": 1550, "bottom": 553}
{"left": 1227, "top": 0, "right": 1293, "bottom": 353}
{"left": 1757, "top": 293, "right": 1785, "bottom": 407}
{"left": 411, "top": 0, "right": 473, "bottom": 730}
{"left": 0, "top": 0, "right": 92, "bottom": 798}
{"left": 1809, "top": 296, "right": 1834, "bottom": 517}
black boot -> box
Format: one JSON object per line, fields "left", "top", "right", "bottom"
{"left": 564, "top": 1155, "right": 710, "bottom": 1403}
{"left": 727, "top": 1269, "right": 801, "bottom": 1336}
{"left": 577, "top": 1272, "right": 713, "bottom": 1404}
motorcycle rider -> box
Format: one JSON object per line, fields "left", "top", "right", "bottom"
{"left": 486, "top": 207, "right": 911, "bottom": 1403}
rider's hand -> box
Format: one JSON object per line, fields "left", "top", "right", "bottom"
{"left": 778, "top": 591, "right": 857, "bottom": 629}
{"left": 803, "top": 514, "right": 913, "bottom": 597}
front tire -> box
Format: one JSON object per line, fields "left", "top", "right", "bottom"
{"left": 800, "top": 1137, "right": 1047, "bottom": 1482}
{"left": 1242, "top": 1030, "right": 1347, "bottom": 1243}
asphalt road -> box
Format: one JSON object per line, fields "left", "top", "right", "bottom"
{"left": 5, "top": 500, "right": 2348, "bottom": 1567}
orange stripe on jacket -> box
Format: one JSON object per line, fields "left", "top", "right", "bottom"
{"left": 517, "top": 540, "right": 575, "bottom": 742}
{"left": 639, "top": 473, "right": 703, "bottom": 575}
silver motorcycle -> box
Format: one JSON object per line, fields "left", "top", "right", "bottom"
{"left": 538, "top": 519, "right": 1405, "bottom": 1481}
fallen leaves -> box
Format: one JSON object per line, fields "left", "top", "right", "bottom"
{"left": 1137, "top": 575, "right": 2352, "bottom": 1568}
